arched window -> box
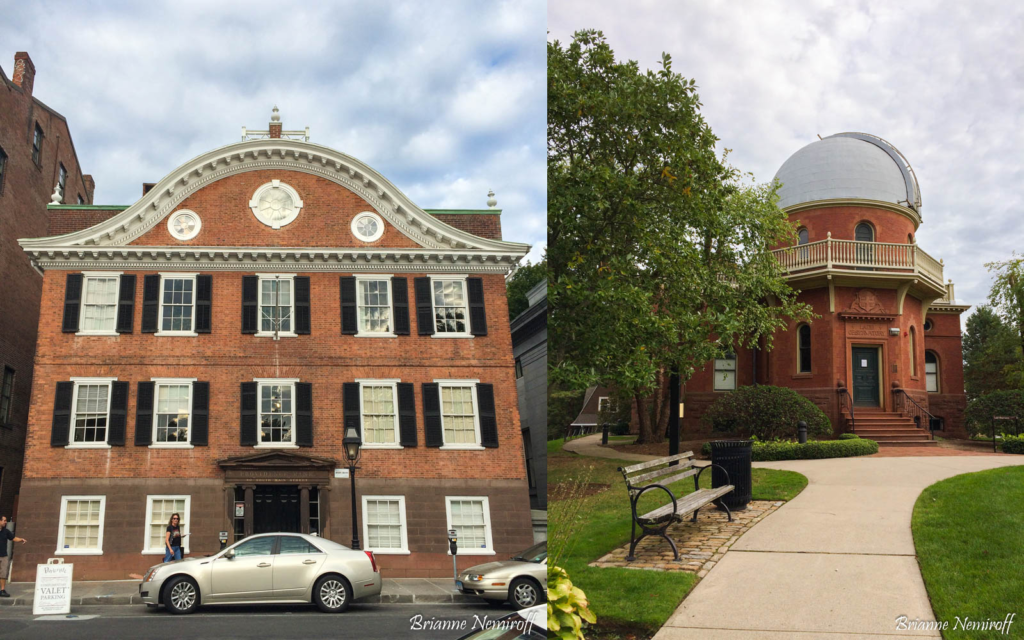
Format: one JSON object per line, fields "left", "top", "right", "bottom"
{"left": 713, "top": 353, "right": 737, "bottom": 391}
{"left": 855, "top": 223, "right": 874, "bottom": 242}
{"left": 797, "top": 324, "right": 812, "bottom": 373}
{"left": 855, "top": 223, "right": 875, "bottom": 268}
{"left": 909, "top": 326, "right": 917, "bottom": 377}
{"left": 798, "top": 228, "right": 809, "bottom": 245}
{"left": 907, "top": 233, "right": 914, "bottom": 244}
{"left": 925, "top": 351, "right": 939, "bottom": 393}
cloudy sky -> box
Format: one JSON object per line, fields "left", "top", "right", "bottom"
{"left": 550, "top": 0, "right": 1024, "bottom": 316}
{"left": 2, "top": 0, "right": 546, "bottom": 262}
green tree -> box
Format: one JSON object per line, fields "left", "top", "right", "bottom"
{"left": 548, "top": 30, "right": 811, "bottom": 444}
{"left": 985, "top": 255, "right": 1024, "bottom": 389}
{"left": 963, "top": 305, "right": 1018, "bottom": 400}
{"left": 506, "top": 259, "right": 547, "bottom": 320}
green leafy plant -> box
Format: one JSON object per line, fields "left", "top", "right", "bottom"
{"left": 700, "top": 385, "right": 832, "bottom": 440}
{"left": 701, "top": 437, "right": 877, "bottom": 460}
{"left": 999, "top": 434, "right": 1024, "bottom": 454}
{"left": 964, "top": 390, "right": 1024, "bottom": 437}
{"left": 837, "top": 433, "right": 861, "bottom": 440}
{"left": 548, "top": 565, "right": 597, "bottom": 639}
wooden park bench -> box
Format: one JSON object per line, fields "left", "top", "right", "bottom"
{"left": 618, "top": 452, "right": 735, "bottom": 561}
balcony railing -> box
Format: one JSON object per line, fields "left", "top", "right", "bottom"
{"left": 772, "top": 235, "right": 944, "bottom": 288}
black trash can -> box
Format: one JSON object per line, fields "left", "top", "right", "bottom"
{"left": 709, "top": 440, "right": 753, "bottom": 511}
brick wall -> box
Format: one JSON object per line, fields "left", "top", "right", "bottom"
{"left": 428, "top": 213, "right": 502, "bottom": 240}
{"left": 48, "top": 208, "right": 124, "bottom": 235}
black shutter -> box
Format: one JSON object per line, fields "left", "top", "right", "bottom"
{"left": 392, "top": 277, "right": 410, "bottom": 336}
{"left": 195, "top": 275, "right": 212, "bottom": 333}
{"left": 477, "top": 383, "right": 499, "bottom": 448}
{"left": 467, "top": 277, "right": 488, "bottom": 336}
{"left": 61, "top": 273, "right": 83, "bottom": 333}
{"left": 107, "top": 381, "right": 129, "bottom": 446}
{"left": 295, "top": 277, "right": 311, "bottom": 335}
{"left": 242, "top": 276, "right": 259, "bottom": 334}
{"left": 134, "top": 381, "right": 154, "bottom": 446}
{"left": 116, "top": 274, "right": 136, "bottom": 333}
{"left": 422, "top": 382, "right": 443, "bottom": 447}
{"left": 51, "top": 381, "right": 74, "bottom": 446}
{"left": 296, "top": 382, "right": 313, "bottom": 447}
{"left": 414, "top": 277, "right": 435, "bottom": 336}
{"left": 340, "top": 277, "right": 357, "bottom": 334}
{"left": 141, "top": 274, "right": 161, "bottom": 333}
{"left": 343, "top": 382, "right": 361, "bottom": 440}
{"left": 191, "top": 382, "right": 209, "bottom": 446}
{"left": 240, "top": 381, "right": 258, "bottom": 445}
{"left": 397, "top": 382, "right": 417, "bottom": 447}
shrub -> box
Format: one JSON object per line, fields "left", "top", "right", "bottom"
{"left": 547, "top": 565, "right": 596, "bottom": 639}
{"left": 700, "top": 385, "right": 832, "bottom": 440}
{"left": 964, "top": 390, "right": 1024, "bottom": 437}
{"left": 611, "top": 421, "right": 631, "bottom": 436}
{"left": 1000, "top": 435, "right": 1024, "bottom": 455}
{"left": 700, "top": 437, "right": 878, "bottom": 460}
{"left": 549, "top": 389, "right": 587, "bottom": 440}
{"left": 837, "top": 433, "right": 861, "bottom": 440}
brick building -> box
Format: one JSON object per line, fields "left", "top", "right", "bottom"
{"left": 12, "top": 111, "right": 534, "bottom": 580}
{"left": 0, "top": 52, "right": 96, "bottom": 521}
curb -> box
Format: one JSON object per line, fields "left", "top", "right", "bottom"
{"left": 0, "top": 593, "right": 478, "bottom": 606}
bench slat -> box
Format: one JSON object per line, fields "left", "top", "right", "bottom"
{"left": 637, "top": 485, "right": 735, "bottom": 522}
{"left": 620, "top": 452, "right": 694, "bottom": 475}
{"left": 628, "top": 460, "right": 695, "bottom": 484}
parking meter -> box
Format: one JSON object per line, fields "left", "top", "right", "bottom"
{"left": 448, "top": 529, "right": 458, "bottom": 582}
{"left": 218, "top": 531, "right": 228, "bottom": 551}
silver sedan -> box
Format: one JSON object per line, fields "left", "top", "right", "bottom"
{"left": 457, "top": 541, "right": 547, "bottom": 610}
{"left": 139, "top": 533, "right": 382, "bottom": 614}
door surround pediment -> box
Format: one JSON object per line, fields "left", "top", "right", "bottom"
{"left": 218, "top": 450, "right": 336, "bottom": 484}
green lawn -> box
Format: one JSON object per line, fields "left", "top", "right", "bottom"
{"left": 912, "top": 466, "right": 1024, "bottom": 640}
{"left": 549, "top": 439, "right": 807, "bottom": 636}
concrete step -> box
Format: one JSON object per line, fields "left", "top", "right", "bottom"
{"left": 878, "top": 439, "right": 939, "bottom": 447}
{"left": 856, "top": 430, "right": 931, "bottom": 437}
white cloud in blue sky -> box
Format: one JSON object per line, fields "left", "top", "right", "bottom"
{"left": 1, "top": 0, "right": 546, "bottom": 262}
{"left": 550, "top": 0, "right": 1024, "bottom": 315}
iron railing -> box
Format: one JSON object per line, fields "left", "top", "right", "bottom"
{"left": 892, "top": 388, "right": 936, "bottom": 440}
{"left": 837, "top": 387, "right": 856, "bottom": 433}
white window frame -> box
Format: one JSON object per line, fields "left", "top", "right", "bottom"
{"left": 67, "top": 377, "right": 117, "bottom": 449}
{"left": 56, "top": 495, "right": 106, "bottom": 555}
{"left": 356, "top": 379, "right": 403, "bottom": 449}
{"left": 444, "top": 496, "right": 494, "bottom": 556}
{"left": 255, "top": 274, "right": 297, "bottom": 338}
{"left": 150, "top": 378, "right": 197, "bottom": 449}
{"left": 597, "top": 397, "right": 610, "bottom": 412}
{"left": 713, "top": 355, "right": 737, "bottom": 392}
{"left": 430, "top": 275, "right": 473, "bottom": 339}
{"left": 355, "top": 275, "right": 396, "bottom": 338}
{"left": 925, "top": 352, "right": 940, "bottom": 393}
{"left": 77, "top": 271, "right": 122, "bottom": 336}
{"left": 155, "top": 273, "right": 199, "bottom": 337}
{"left": 254, "top": 378, "right": 300, "bottom": 449}
{"left": 142, "top": 495, "right": 191, "bottom": 555}
{"left": 351, "top": 211, "right": 385, "bottom": 243}
{"left": 361, "top": 495, "right": 410, "bottom": 555}
{"left": 436, "top": 379, "right": 483, "bottom": 451}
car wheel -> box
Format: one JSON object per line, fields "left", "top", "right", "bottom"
{"left": 163, "top": 576, "right": 199, "bottom": 615}
{"left": 509, "top": 577, "right": 541, "bottom": 610}
{"left": 313, "top": 574, "right": 351, "bottom": 613}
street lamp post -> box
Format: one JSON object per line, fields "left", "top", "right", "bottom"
{"left": 343, "top": 426, "right": 362, "bottom": 550}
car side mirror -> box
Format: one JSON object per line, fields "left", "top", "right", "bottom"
{"left": 224, "top": 549, "right": 235, "bottom": 560}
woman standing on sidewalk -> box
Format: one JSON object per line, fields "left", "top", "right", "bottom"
{"left": 163, "top": 513, "right": 187, "bottom": 563}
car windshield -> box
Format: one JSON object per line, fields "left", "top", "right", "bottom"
{"left": 509, "top": 541, "right": 546, "bottom": 563}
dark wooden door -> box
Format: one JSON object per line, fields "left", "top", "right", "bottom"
{"left": 253, "top": 485, "right": 300, "bottom": 534}
{"left": 852, "top": 347, "right": 880, "bottom": 407}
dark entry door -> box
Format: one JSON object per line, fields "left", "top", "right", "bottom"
{"left": 253, "top": 485, "right": 300, "bottom": 534}
{"left": 852, "top": 347, "right": 880, "bottom": 407}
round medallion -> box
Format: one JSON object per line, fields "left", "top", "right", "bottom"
{"left": 249, "top": 180, "right": 303, "bottom": 229}
{"left": 351, "top": 211, "right": 384, "bottom": 242}
{"left": 167, "top": 210, "right": 202, "bottom": 241}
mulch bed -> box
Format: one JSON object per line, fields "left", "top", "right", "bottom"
{"left": 607, "top": 439, "right": 713, "bottom": 459}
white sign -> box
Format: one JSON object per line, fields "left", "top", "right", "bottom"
{"left": 334, "top": 468, "right": 350, "bottom": 479}
{"left": 861, "top": 359, "right": 868, "bottom": 368}
{"left": 34, "top": 562, "right": 73, "bottom": 615}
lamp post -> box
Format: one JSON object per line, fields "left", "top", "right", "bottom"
{"left": 343, "top": 426, "right": 362, "bottom": 550}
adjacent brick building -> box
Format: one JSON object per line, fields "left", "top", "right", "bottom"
{"left": 12, "top": 113, "right": 534, "bottom": 580}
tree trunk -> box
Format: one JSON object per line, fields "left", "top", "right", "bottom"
{"left": 634, "top": 393, "right": 657, "bottom": 444}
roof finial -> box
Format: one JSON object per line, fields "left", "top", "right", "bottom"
{"left": 50, "top": 183, "right": 63, "bottom": 204}
{"left": 486, "top": 189, "right": 497, "bottom": 208}
{"left": 271, "top": 105, "right": 281, "bottom": 123}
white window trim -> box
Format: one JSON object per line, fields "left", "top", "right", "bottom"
{"left": 597, "top": 397, "right": 610, "bottom": 412}
{"left": 155, "top": 273, "right": 199, "bottom": 337}
{"left": 249, "top": 180, "right": 304, "bottom": 229}
{"left": 167, "top": 209, "right": 202, "bottom": 241}
{"left": 77, "top": 271, "right": 123, "bottom": 336}
{"left": 354, "top": 275, "right": 397, "bottom": 338}
{"left": 355, "top": 379, "right": 403, "bottom": 449}
{"left": 150, "top": 378, "right": 197, "bottom": 449}
{"left": 429, "top": 276, "right": 473, "bottom": 339}
{"left": 253, "top": 378, "right": 300, "bottom": 449}
{"left": 436, "top": 379, "right": 484, "bottom": 451}
{"left": 142, "top": 494, "right": 191, "bottom": 555}
{"left": 351, "top": 211, "right": 385, "bottom": 243}
{"left": 444, "top": 496, "right": 495, "bottom": 556}
{"left": 713, "top": 356, "right": 737, "bottom": 392}
{"left": 66, "top": 377, "right": 117, "bottom": 449}
{"left": 361, "top": 495, "right": 410, "bottom": 554}
{"left": 56, "top": 495, "right": 106, "bottom": 555}
{"left": 255, "top": 273, "right": 298, "bottom": 338}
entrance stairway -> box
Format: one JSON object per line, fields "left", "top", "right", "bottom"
{"left": 841, "top": 408, "right": 937, "bottom": 447}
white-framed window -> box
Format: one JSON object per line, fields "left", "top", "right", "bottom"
{"left": 157, "top": 273, "right": 198, "bottom": 336}
{"left": 445, "top": 496, "right": 494, "bottom": 555}
{"left": 925, "top": 351, "right": 939, "bottom": 393}
{"left": 357, "top": 379, "right": 401, "bottom": 448}
{"left": 255, "top": 378, "right": 298, "bottom": 448}
{"left": 351, "top": 211, "right": 385, "bottom": 243}
{"left": 143, "top": 495, "right": 190, "bottom": 554}
{"left": 431, "top": 277, "right": 471, "bottom": 337}
{"left": 597, "top": 397, "right": 610, "bottom": 412}
{"left": 56, "top": 495, "right": 106, "bottom": 555}
{"left": 361, "top": 495, "right": 409, "bottom": 554}
{"left": 437, "top": 379, "right": 482, "bottom": 450}
{"left": 356, "top": 276, "right": 394, "bottom": 336}
{"left": 151, "top": 378, "right": 195, "bottom": 448}
{"left": 68, "top": 377, "right": 116, "bottom": 448}
{"left": 257, "top": 274, "right": 296, "bottom": 337}
{"left": 713, "top": 354, "right": 737, "bottom": 391}
{"left": 78, "top": 271, "right": 122, "bottom": 335}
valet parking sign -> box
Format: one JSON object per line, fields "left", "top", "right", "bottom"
{"left": 33, "top": 562, "right": 74, "bottom": 615}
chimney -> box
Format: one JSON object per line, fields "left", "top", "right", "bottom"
{"left": 142, "top": 182, "right": 156, "bottom": 196}
{"left": 12, "top": 52, "right": 35, "bottom": 97}
{"left": 83, "top": 175, "right": 95, "bottom": 204}
{"left": 269, "top": 105, "right": 282, "bottom": 138}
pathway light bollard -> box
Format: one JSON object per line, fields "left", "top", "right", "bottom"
{"left": 798, "top": 420, "right": 808, "bottom": 444}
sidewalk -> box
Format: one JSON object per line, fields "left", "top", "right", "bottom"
{"left": 562, "top": 433, "right": 659, "bottom": 461}
{"left": 0, "top": 577, "right": 476, "bottom": 607}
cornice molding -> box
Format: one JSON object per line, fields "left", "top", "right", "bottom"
{"left": 783, "top": 198, "right": 922, "bottom": 230}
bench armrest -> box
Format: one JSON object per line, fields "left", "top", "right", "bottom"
{"left": 695, "top": 463, "right": 731, "bottom": 491}
{"left": 631, "top": 483, "right": 678, "bottom": 522}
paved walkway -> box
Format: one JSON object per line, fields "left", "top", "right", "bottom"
{"left": 562, "top": 433, "right": 659, "bottom": 461}
{"left": 653, "top": 455, "right": 1024, "bottom": 639}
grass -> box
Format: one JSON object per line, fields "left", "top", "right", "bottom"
{"left": 549, "top": 439, "right": 807, "bottom": 637}
{"left": 912, "top": 466, "right": 1024, "bottom": 640}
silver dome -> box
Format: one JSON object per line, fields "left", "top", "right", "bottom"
{"left": 774, "top": 133, "right": 921, "bottom": 213}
